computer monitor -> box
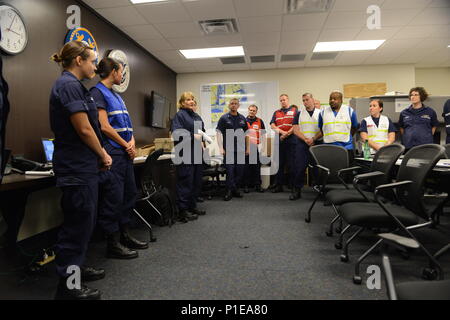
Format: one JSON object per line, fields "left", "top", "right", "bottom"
{"left": 41, "top": 138, "right": 54, "bottom": 163}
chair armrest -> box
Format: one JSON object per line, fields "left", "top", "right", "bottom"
{"left": 315, "top": 164, "right": 330, "bottom": 173}
{"left": 354, "top": 171, "right": 385, "bottom": 182}
{"left": 375, "top": 180, "right": 413, "bottom": 193}
{"left": 378, "top": 233, "right": 420, "bottom": 249}
{"left": 337, "top": 166, "right": 362, "bottom": 177}
{"left": 313, "top": 164, "right": 331, "bottom": 191}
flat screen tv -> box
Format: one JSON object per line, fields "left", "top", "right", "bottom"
{"left": 148, "top": 91, "right": 171, "bottom": 129}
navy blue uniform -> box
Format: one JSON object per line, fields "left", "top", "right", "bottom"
{"left": 270, "top": 108, "right": 298, "bottom": 187}
{"left": 443, "top": 99, "right": 450, "bottom": 144}
{"left": 398, "top": 105, "right": 439, "bottom": 150}
{"left": 244, "top": 117, "right": 265, "bottom": 188}
{"left": 90, "top": 85, "right": 137, "bottom": 235}
{"left": 50, "top": 71, "right": 103, "bottom": 278}
{"left": 171, "top": 108, "right": 205, "bottom": 211}
{"left": 217, "top": 112, "right": 247, "bottom": 191}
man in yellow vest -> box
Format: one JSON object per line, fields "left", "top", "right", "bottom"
{"left": 292, "top": 93, "right": 322, "bottom": 199}
{"left": 317, "top": 91, "right": 359, "bottom": 163}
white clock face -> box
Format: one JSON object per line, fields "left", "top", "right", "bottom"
{"left": 0, "top": 5, "right": 28, "bottom": 55}
{"left": 109, "top": 50, "right": 130, "bottom": 93}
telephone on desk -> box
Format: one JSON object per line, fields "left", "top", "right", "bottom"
{"left": 11, "top": 156, "right": 48, "bottom": 173}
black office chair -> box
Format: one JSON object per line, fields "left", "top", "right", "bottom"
{"left": 133, "top": 148, "right": 166, "bottom": 243}
{"left": 326, "top": 144, "right": 405, "bottom": 248}
{"left": 305, "top": 145, "right": 352, "bottom": 225}
{"left": 380, "top": 236, "right": 450, "bottom": 300}
{"left": 444, "top": 143, "right": 450, "bottom": 158}
{"left": 201, "top": 156, "right": 226, "bottom": 199}
{"left": 338, "top": 144, "right": 447, "bottom": 284}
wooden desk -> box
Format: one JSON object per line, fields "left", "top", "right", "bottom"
{"left": 1, "top": 173, "right": 56, "bottom": 256}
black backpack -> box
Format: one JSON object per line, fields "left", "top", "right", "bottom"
{"left": 149, "top": 186, "right": 175, "bottom": 227}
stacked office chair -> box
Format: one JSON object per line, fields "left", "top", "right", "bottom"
{"left": 337, "top": 144, "right": 447, "bottom": 284}
{"left": 380, "top": 236, "right": 450, "bottom": 300}
{"left": 201, "top": 156, "right": 226, "bottom": 200}
{"left": 133, "top": 148, "right": 166, "bottom": 243}
{"left": 326, "top": 144, "right": 405, "bottom": 249}
{"left": 305, "top": 145, "right": 351, "bottom": 226}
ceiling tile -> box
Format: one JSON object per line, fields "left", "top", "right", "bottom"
{"left": 333, "top": 51, "right": 374, "bottom": 66}
{"left": 429, "top": 0, "right": 450, "bottom": 7}
{"left": 323, "top": 11, "right": 367, "bottom": 29}
{"left": 244, "top": 45, "right": 279, "bottom": 56}
{"left": 393, "top": 25, "right": 438, "bottom": 39}
{"left": 189, "top": 58, "right": 223, "bottom": 67}
{"left": 182, "top": 0, "right": 236, "bottom": 20}
{"left": 382, "top": 0, "right": 432, "bottom": 9}
{"left": 96, "top": 6, "right": 148, "bottom": 26}
{"left": 122, "top": 24, "right": 163, "bottom": 40}
{"left": 355, "top": 27, "right": 401, "bottom": 40}
{"left": 137, "top": 2, "right": 191, "bottom": 23}
{"left": 138, "top": 38, "right": 174, "bottom": 52}
{"left": 82, "top": 0, "right": 131, "bottom": 9}
{"left": 282, "top": 13, "right": 328, "bottom": 31}
{"left": 151, "top": 50, "right": 186, "bottom": 61}
{"left": 318, "top": 28, "right": 361, "bottom": 41}
{"left": 239, "top": 15, "right": 282, "bottom": 33}
{"left": 234, "top": 0, "right": 284, "bottom": 18}
{"left": 154, "top": 22, "right": 203, "bottom": 38}
{"left": 332, "top": 0, "right": 385, "bottom": 11}
{"left": 412, "top": 7, "right": 450, "bottom": 25}
{"left": 381, "top": 9, "right": 422, "bottom": 26}
{"left": 305, "top": 60, "right": 335, "bottom": 67}
{"left": 242, "top": 32, "right": 281, "bottom": 46}
{"left": 204, "top": 34, "right": 244, "bottom": 47}
{"left": 167, "top": 37, "right": 210, "bottom": 49}
{"left": 281, "top": 29, "right": 321, "bottom": 44}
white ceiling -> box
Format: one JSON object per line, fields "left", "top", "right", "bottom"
{"left": 82, "top": 0, "right": 450, "bottom": 73}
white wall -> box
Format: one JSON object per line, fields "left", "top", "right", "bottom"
{"left": 415, "top": 67, "right": 450, "bottom": 96}
{"left": 177, "top": 64, "right": 417, "bottom": 113}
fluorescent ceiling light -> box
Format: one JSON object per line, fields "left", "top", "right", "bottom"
{"left": 130, "top": 0, "right": 168, "bottom": 4}
{"left": 180, "top": 46, "right": 245, "bottom": 59}
{"left": 313, "top": 40, "right": 385, "bottom": 52}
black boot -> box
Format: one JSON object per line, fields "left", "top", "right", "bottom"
{"left": 224, "top": 190, "right": 233, "bottom": 201}
{"left": 81, "top": 266, "right": 105, "bottom": 282}
{"left": 178, "top": 210, "right": 198, "bottom": 222}
{"left": 243, "top": 186, "right": 250, "bottom": 193}
{"left": 106, "top": 232, "right": 139, "bottom": 259}
{"left": 289, "top": 187, "right": 302, "bottom": 200}
{"left": 271, "top": 185, "right": 283, "bottom": 193}
{"left": 120, "top": 226, "right": 149, "bottom": 250}
{"left": 196, "top": 196, "right": 205, "bottom": 203}
{"left": 189, "top": 208, "right": 206, "bottom": 216}
{"left": 255, "top": 185, "right": 264, "bottom": 193}
{"left": 54, "top": 279, "right": 101, "bottom": 300}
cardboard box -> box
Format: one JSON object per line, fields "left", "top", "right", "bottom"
{"left": 154, "top": 138, "right": 174, "bottom": 152}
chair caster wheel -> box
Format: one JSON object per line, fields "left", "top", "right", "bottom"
{"left": 326, "top": 231, "right": 333, "bottom": 237}
{"left": 335, "top": 243, "right": 343, "bottom": 250}
{"left": 207, "top": 196, "right": 212, "bottom": 200}
{"left": 305, "top": 218, "right": 311, "bottom": 223}
{"left": 150, "top": 237, "right": 157, "bottom": 243}
{"left": 422, "top": 268, "right": 438, "bottom": 280}
{"left": 340, "top": 254, "right": 349, "bottom": 262}
{"left": 353, "top": 276, "right": 362, "bottom": 285}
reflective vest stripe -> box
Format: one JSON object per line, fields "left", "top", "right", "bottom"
{"left": 108, "top": 110, "right": 129, "bottom": 116}
{"left": 324, "top": 121, "right": 351, "bottom": 125}
{"left": 324, "top": 131, "right": 349, "bottom": 136}
{"left": 115, "top": 128, "right": 133, "bottom": 133}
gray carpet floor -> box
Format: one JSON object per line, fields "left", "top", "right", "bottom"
{"left": 1, "top": 187, "right": 450, "bottom": 300}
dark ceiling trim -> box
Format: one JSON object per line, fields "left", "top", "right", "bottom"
{"left": 77, "top": 0, "right": 177, "bottom": 75}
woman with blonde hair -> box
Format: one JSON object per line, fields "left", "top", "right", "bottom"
{"left": 171, "top": 92, "right": 206, "bottom": 222}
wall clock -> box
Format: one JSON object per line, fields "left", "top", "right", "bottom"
{"left": 0, "top": 4, "right": 28, "bottom": 55}
{"left": 108, "top": 49, "right": 130, "bottom": 93}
